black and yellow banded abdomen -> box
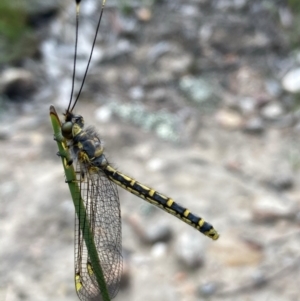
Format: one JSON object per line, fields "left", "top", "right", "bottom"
{"left": 103, "top": 165, "right": 219, "bottom": 240}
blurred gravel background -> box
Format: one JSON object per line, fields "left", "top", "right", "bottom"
{"left": 1, "top": 0, "right": 300, "bottom": 301}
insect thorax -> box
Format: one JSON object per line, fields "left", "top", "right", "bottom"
{"left": 62, "top": 113, "right": 107, "bottom": 167}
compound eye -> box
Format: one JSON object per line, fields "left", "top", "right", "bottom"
{"left": 61, "top": 121, "right": 73, "bottom": 139}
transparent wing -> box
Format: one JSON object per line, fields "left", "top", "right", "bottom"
{"left": 74, "top": 160, "right": 122, "bottom": 301}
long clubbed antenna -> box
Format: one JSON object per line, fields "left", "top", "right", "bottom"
{"left": 67, "top": 0, "right": 81, "bottom": 114}
{"left": 70, "top": 0, "right": 106, "bottom": 113}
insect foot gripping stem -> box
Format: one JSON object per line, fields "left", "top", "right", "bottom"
{"left": 56, "top": 151, "right": 73, "bottom": 166}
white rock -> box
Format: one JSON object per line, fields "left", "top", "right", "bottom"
{"left": 261, "top": 102, "right": 283, "bottom": 120}
{"left": 282, "top": 68, "right": 300, "bottom": 93}
{"left": 151, "top": 242, "right": 167, "bottom": 258}
{"left": 129, "top": 86, "right": 144, "bottom": 100}
{"left": 95, "top": 105, "right": 112, "bottom": 123}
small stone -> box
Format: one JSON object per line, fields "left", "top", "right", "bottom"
{"left": 282, "top": 68, "right": 300, "bottom": 93}
{"left": 151, "top": 242, "right": 167, "bottom": 258}
{"left": 0, "top": 68, "right": 36, "bottom": 101}
{"left": 175, "top": 232, "right": 205, "bottom": 269}
{"left": 243, "top": 117, "right": 264, "bottom": 134}
{"left": 180, "top": 76, "right": 219, "bottom": 107}
{"left": 261, "top": 102, "right": 284, "bottom": 120}
{"left": 181, "top": 5, "right": 199, "bottom": 17}
{"left": 279, "top": 7, "right": 293, "bottom": 28}
{"left": 159, "top": 54, "right": 193, "bottom": 75}
{"left": 146, "top": 158, "right": 164, "bottom": 172}
{"left": 0, "top": 129, "right": 9, "bottom": 140}
{"left": 199, "top": 24, "right": 213, "bottom": 42}
{"left": 146, "top": 88, "right": 167, "bottom": 102}
{"left": 238, "top": 97, "right": 256, "bottom": 115}
{"left": 144, "top": 223, "right": 173, "bottom": 244}
{"left": 244, "top": 32, "right": 270, "bottom": 49}
{"left": 265, "top": 174, "right": 294, "bottom": 191}
{"left": 252, "top": 195, "right": 295, "bottom": 223}
{"left": 95, "top": 106, "right": 112, "bottom": 123}
{"left": 136, "top": 7, "right": 152, "bottom": 22}
{"left": 251, "top": 270, "right": 268, "bottom": 288}
{"left": 229, "top": 66, "right": 265, "bottom": 96}
{"left": 215, "top": 110, "right": 243, "bottom": 130}
{"left": 128, "top": 86, "right": 144, "bottom": 100}
{"left": 198, "top": 282, "right": 218, "bottom": 297}
{"left": 148, "top": 41, "right": 172, "bottom": 63}
{"left": 116, "top": 15, "right": 138, "bottom": 36}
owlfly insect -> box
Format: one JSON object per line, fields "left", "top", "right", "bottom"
{"left": 50, "top": 0, "right": 219, "bottom": 300}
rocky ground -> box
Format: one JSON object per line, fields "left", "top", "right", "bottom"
{"left": 1, "top": 0, "right": 300, "bottom": 301}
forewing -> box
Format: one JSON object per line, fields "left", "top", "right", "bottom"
{"left": 74, "top": 160, "right": 122, "bottom": 301}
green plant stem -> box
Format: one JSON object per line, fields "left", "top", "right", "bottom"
{"left": 49, "top": 105, "right": 111, "bottom": 301}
